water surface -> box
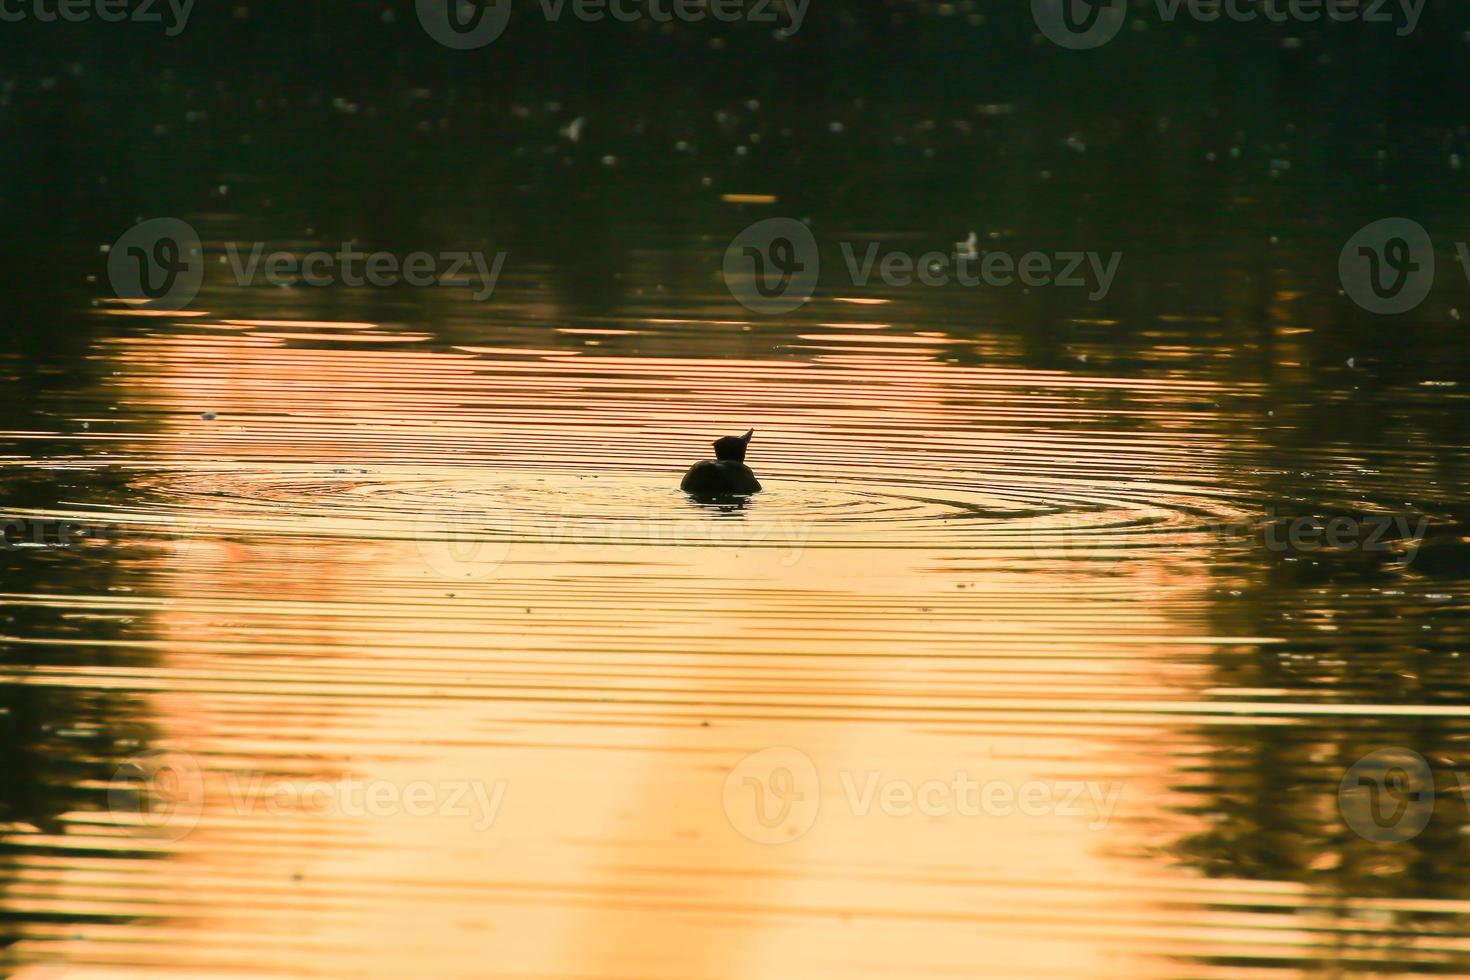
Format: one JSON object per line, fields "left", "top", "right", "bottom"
{"left": 4, "top": 60, "right": 1470, "bottom": 975}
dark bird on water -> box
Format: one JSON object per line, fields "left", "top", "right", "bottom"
{"left": 680, "top": 428, "right": 762, "bottom": 496}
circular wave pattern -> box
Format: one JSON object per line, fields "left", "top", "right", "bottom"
{"left": 96, "top": 465, "right": 1261, "bottom": 553}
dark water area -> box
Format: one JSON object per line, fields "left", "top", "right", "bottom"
{"left": 3, "top": 3, "right": 1470, "bottom": 976}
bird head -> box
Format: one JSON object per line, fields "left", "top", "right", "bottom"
{"left": 713, "top": 428, "right": 754, "bottom": 462}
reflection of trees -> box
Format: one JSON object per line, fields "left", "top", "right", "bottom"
{"left": 0, "top": 613, "right": 149, "bottom": 838}
{"left": 1166, "top": 265, "right": 1470, "bottom": 971}
{"left": 1169, "top": 715, "right": 1470, "bottom": 971}
{"left": 0, "top": 499, "right": 167, "bottom": 956}
{"left": 0, "top": 141, "right": 165, "bottom": 953}
{"left": 0, "top": 77, "right": 152, "bottom": 833}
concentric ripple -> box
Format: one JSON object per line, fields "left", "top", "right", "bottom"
{"left": 39, "top": 463, "right": 1265, "bottom": 552}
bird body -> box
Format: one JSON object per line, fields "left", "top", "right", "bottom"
{"left": 681, "top": 428, "right": 762, "bottom": 495}
{"left": 681, "top": 459, "right": 762, "bottom": 495}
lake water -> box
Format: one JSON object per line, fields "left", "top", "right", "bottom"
{"left": 5, "top": 25, "right": 1470, "bottom": 975}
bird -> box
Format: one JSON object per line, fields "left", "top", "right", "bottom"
{"left": 680, "top": 428, "right": 762, "bottom": 496}
{"left": 1394, "top": 531, "right": 1470, "bottom": 577}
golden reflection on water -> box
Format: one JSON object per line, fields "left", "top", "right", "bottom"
{"left": 3, "top": 302, "right": 1470, "bottom": 977}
